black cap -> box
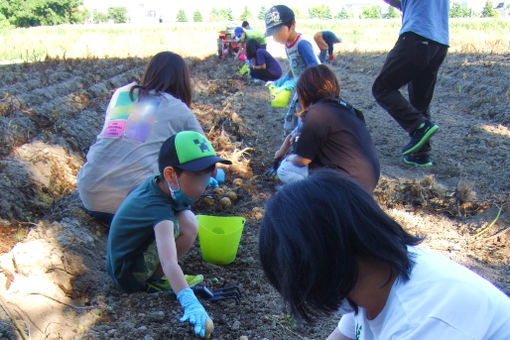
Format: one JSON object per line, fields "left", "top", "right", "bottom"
{"left": 264, "top": 5, "right": 295, "bottom": 37}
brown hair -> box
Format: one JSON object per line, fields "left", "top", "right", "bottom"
{"left": 130, "top": 51, "right": 192, "bottom": 108}
{"left": 296, "top": 64, "right": 340, "bottom": 111}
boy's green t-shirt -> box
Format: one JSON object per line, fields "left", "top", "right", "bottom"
{"left": 245, "top": 29, "right": 267, "bottom": 45}
{"left": 105, "top": 175, "right": 178, "bottom": 292}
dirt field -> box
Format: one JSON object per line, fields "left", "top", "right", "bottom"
{"left": 0, "top": 50, "right": 509, "bottom": 339}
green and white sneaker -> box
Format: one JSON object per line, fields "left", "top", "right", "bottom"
{"left": 402, "top": 121, "right": 438, "bottom": 155}
{"left": 403, "top": 154, "right": 433, "bottom": 167}
{"left": 146, "top": 274, "right": 204, "bottom": 293}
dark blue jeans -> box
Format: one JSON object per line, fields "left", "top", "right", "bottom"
{"left": 372, "top": 32, "right": 448, "bottom": 137}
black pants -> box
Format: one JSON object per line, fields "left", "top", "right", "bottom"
{"left": 250, "top": 68, "right": 280, "bottom": 82}
{"left": 372, "top": 32, "right": 448, "bottom": 135}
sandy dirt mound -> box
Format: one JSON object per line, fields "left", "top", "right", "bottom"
{"left": 0, "top": 53, "right": 508, "bottom": 339}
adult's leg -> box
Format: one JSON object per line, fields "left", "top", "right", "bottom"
{"left": 408, "top": 43, "right": 448, "bottom": 118}
{"left": 406, "top": 42, "right": 448, "bottom": 159}
{"left": 174, "top": 210, "right": 198, "bottom": 260}
{"left": 372, "top": 32, "right": 435, "bottom": 133}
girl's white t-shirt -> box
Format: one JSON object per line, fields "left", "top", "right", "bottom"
{"left": 338, "top": 247, "right": 510, "bottom": 340}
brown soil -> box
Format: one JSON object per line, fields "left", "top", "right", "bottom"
{"left": 0, "top": 52, "right": 509, "bottom": 340}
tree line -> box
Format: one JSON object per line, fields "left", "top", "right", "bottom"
{"left": 0, "top": 0, "right": 505, "bottom": 29}
{"left": 0, "top": 0, "right": 128, "bottom": 28}
{"left": 179, "top": 1, "right": 503, "bottom": 23}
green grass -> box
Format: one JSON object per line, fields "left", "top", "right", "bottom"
{"left": 0, "top": 18, "right": 508, "bottom": 62}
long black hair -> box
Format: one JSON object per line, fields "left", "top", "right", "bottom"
{"left": 130, "top": 51, "right": 192, "bottom": 108}
{"left": 259, "top": 169, "right": 423, "bottom": 321}
{"left": 245, "top": 39, "right": 260, "bottom": 60}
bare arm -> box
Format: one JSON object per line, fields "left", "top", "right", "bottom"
{"left": 274, "top": 134, "right": 293, "bottom": 159}
{"left": 327, "top": 328, "right": 355, "bottom": 340}
{"left": 154, "top": 220, "right": 188, "bottom": 294}
{"left": 384, "top": 0, "right": 401, "bottom": 10}
{"left": 254, "top": 63, "right": 267, "bottom": 70}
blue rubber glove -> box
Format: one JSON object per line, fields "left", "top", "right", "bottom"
{"left": 177, "top": 288, "right": 210, "bottom": 337}
{"left": 207, "top": 177, "right": 219, "bottom": 188}
{"left": 275, "top": 78, "right": 297, "bottom": 93}
{"left": 273, "top": 73, "right": 290, "bottom": 88}
{"left": 215, "top": 168, "right": 225, "bottom": 184}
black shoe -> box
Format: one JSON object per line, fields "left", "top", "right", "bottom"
{"left": 403, "top": 153, "right": 433, "bottom": 167}
{"left": 402, "top": 121, "right": 438, "bottom": 155}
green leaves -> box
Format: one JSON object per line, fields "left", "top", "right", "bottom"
{"left": 1, "top": 0, "right": 85, "bottom": 27}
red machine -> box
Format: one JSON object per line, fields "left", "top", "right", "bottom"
{"left": 217, "top": 27, "right": 241, "bottom": 58}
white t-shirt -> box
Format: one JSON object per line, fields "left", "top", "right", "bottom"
{"left": 77, "top": 83, "right": 203, "bottom": 214}
{"left": 338, "top": 247, "right": 510, "bottom": 340}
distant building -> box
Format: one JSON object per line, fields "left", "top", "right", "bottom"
{"left": 84, "top": 0, "right": 168, "bottom": 24}
{"left": 494, "top": 1, "right": 509, "bottom": 17}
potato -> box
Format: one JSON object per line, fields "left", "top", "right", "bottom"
{"left": 203, "top": 196, "right": 215, "bottom": 206}
{"left": 232, "top": 178, "right": 243, "bottom": 186}
{"left": 214, "top": 187, "right": 224, "bottom": 196}
{"left": 219, "top": 197, "right": 231, "bottom": 208}
{"left": 226, "top": 191, "right": 237, "bottom": 201}
{"left": 204, "top": 318, "right": 214, "bottom": 339}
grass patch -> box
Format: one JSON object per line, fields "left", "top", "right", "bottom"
{"left": 0, "top": 18, "right": 508, "bottom": 62}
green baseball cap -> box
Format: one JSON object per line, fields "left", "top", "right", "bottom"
{"left": 158, "top": 131, "right": 231, "bottom": 173}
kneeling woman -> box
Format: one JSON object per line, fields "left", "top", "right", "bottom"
{"left": 274, "top": 64, "right": 379, "bottom": 192}
{"left": 246, "top": 39, "right": 282, "bottom": 82}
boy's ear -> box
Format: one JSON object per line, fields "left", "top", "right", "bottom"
{"left": 163, "top": 166, "right": 177, "bottom": 184}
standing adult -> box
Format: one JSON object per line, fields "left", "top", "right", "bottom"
{"left": 372, "top": 0, "right": 449, "bottom": 167}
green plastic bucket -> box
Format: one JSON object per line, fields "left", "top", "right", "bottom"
{"left": 269, "top": 85, "right": 291, "bottom": 108}
{"left": 196, "top": 215, "right": 246, "bottom": 265}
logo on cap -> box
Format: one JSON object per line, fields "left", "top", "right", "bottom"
{"left": 265, "top": 8, "right": 281, "bottom": 27}
{"left": 194, "top": 138, "right": 211, "bottom": 153}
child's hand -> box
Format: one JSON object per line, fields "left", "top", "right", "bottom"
{"left": 274, "top": 73, "right": 291, "bottom": 87}
{"left": 276, "top": 78, "right": 298, "bottom": 93}
{"left": 177, "top": 288, "right": 212, "bottom": 338}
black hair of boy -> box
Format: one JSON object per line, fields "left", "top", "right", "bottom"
{"left": 259, "top": 169, "right": 423, "bottom": 321}
{"left": 242, "top": 21, "right": 249, "bottom": 28}
{"left": 245, "top": 39, "right": 261, "bottom": 60}
{"left": 130, "top": 51, "right": 192, "bottom": 108}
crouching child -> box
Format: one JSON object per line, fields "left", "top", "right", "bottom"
{"left": 105, "top": 131, "right": 231, "bottom": 337}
